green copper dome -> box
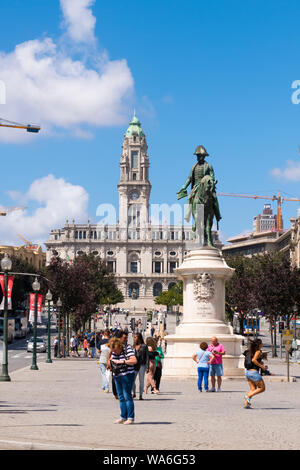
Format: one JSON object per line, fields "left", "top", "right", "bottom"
{"left": 125, "top": 110, "right": 145, "bottom": 138}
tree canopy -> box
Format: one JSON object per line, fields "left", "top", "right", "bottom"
{"left": 44, "top": 253, "right": 124, "bottom": 330}
{"left": 154, "top": 281, "right": 183, "bottom": 308}
{"left": 225, "top": 252, "right": 300, "bottom": 319}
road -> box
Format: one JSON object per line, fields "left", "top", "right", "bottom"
{"left": 2, "top": 321, "right": 57, "bottom": 374}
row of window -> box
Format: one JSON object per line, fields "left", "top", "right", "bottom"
{"left": 74, "top": 231, "right": 117, "bottom": 240}
{"left": 107, "top": 260, "right": 178, "bottom": 274}
{"left": 128, "top": 281, "right": 176, "bottom": 298}
{"left": 151, "top": 231, "right": 192, "bottom": 240}
{"left": 224, "top": 244, "right": 266, "bottom": 256}
{"left": 54, "top": 230, "right": 193, "bottom": 241}
{"left": 76, "top": 250, "right": 178, "bottom": 262}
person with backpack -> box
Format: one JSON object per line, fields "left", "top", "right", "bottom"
{"left": 243, "top": 338, "right": 268, "bottom": 409}
{"left": 132, "top": 333, "right": 149, "bottom": 400}
{"left": 192, "top": 342, "right": 214, "bottom": 392}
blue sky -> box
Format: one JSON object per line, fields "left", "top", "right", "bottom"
{"left": 0, "top": 0, "right": 300, "bottom": 247}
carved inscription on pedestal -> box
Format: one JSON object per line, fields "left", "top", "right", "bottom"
{"left": 193, "top": 273, "right": 215, "bottom": 318}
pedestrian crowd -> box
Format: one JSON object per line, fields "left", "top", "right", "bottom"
{"left": 52, "top": 325, "right": 270, "bottom": 423}
{"left": 192, "top": 335, "right": 269, "bottom": 408}
{"left": 97, "top": 328, "right": 165, "bottom": 425}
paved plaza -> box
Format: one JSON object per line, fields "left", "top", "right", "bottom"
{"left": 0, "top": 351, "right": 299, "bottom": 450}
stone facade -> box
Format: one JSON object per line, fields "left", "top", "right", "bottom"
{"left": 290, "top": 211, "right": 300, "bottom": 267}
{"left": 222, "top": 229, "right": 290, "bottom": 258}
{"left": 0, "top": 245, "right": 46, "bottom": 270}
{"left": 45, "top": 112, "right": 221, "bottom": 312}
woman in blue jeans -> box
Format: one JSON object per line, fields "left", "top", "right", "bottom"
{"left": 109, "top": 337, "right": 137, "bottom": 424}
{"left": 192, "top": 342, "right": 213, "bottom": 392}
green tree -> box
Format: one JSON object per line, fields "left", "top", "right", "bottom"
{"left": 225, "top": 252, "right": 299, "bottom": 355}
{"left": 154, "top": 281, "right": 183, "bottom": 308}
{"left": 44, "top": 253, "right": 122, "bottom": 331}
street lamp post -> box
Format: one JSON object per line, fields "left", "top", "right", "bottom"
{"left": 46, "top": 290, "right": 53, "bottom": 363}
{"left": 31, "top": 276, "right": 40, "bottom": 370}
{"left": 57, "top": 297, "right": 62, "bottom": 358}
{"left": 0, "top": 253, "right": 12, "bottom": 382}
{"left": 293, "top": 304, "right": 297, "bottom": 363}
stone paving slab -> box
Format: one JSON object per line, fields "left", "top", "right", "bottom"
{"left": 0, "top": 357, "right": 299, "bottom": 450}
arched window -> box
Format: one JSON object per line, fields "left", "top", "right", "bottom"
{"left": 129, "top": 282, "right": 139, "bottom": 298}
{"left": 153, "top": 282, "right": 163, "bottom": 297}
{"left": 168, "top": 282, "right": 176, "bottom": 291}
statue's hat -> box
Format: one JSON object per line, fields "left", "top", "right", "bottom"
{"left": 194, "top": 145, "right": 209, "bottom": 157}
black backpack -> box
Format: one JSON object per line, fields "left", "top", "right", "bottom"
{"left": 243, "top": 350, "right": 252, "bottom": 370}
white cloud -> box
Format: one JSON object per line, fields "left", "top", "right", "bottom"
{"left": 60, "top": 0, "right": 96, "bottom": 43}
{"left": 271, "top": 160, "right": 300, "bottom": 181}
{"left": 0, "top": 175, "right": 89, "bottom": 246}
{"left": 0, "top": 1, "right": 134, "bottom": 143}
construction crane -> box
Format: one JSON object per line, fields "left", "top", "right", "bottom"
{"left": 17, "top": 234, "right": 38, "bottom": 250}
{"left": 217, "top": 190, "right": 300, "bottom": 230}
{"left": 0, "top": 206, "right": 27, "bottom": 216}
{"left": 0, "top": 117, "right": 40, "bottom": 133}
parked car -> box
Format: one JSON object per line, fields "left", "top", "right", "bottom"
{"left": 27, "top": 337, "right": 46, "bottom": 353}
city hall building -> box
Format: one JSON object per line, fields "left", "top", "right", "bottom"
{"left": 45, "top": 112, "right": 221, "bottom": 311}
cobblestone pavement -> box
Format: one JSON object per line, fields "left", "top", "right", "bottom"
{"left": 0, "top": 352, "right": 299, "bottom": 450}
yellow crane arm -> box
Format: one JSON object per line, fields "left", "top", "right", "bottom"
{"left": 218, "top": 191, "right": 300, "bottom": 230}
{"left": 0, "top": 118, "right": 40, "bottom": 133}
{"left": 17, "top": 233, "right": 31, "bottom": 245}
{"left": 0, "top": 206, "right": 26, "bottom": 216}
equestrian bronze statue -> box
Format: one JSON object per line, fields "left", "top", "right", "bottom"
{"left": 177, "top": 145, "right": 222, "bottom": 247}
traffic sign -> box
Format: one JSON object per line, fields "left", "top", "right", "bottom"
{"left": 285, "top": 343, "right": 292, "bottom": 352}
{"left": 282, "top": 330, "right": 293, "bottom": 342}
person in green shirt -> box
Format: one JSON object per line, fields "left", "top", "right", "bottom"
{"left": 153, "top": 338, "right": 164, "bottom": 392}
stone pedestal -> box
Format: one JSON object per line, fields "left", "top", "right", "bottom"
{"left": 163, "top": 247, "right": 244, "bottom": 377}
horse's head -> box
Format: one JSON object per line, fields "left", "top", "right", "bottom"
{"left": 200, "top": 175, "right": 216, "bottom": 195}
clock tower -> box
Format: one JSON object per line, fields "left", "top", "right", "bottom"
{"left": 118, "top": 111, "right": 152, "bottom": 237}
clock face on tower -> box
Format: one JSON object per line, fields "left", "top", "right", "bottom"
{"left": 130, "top": 191, "right": 139, "bottom": 200}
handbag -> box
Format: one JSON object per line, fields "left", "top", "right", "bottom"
{"left": 110, "top": 346, "right": 129, "bottom": 376}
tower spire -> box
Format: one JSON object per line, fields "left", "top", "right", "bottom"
{"left": 125, "top": 110, "right": 144, "bottom": 137}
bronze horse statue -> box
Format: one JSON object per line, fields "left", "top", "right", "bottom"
{"left": 188, "top": 174, "right": 221, "bottom": 247}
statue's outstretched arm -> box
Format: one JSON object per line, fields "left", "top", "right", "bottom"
{"left": 177, "top": 174, "right": 191, "bottom": 200}
{"left": 180, "top": 175, "right": 191, "bottom": 191}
